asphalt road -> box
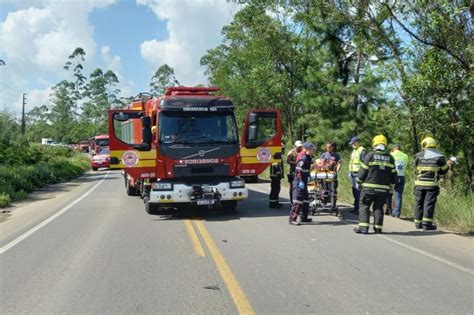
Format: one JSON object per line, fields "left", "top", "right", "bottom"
{"left": 1, "top": 170, "right": 473, "bottom": 314}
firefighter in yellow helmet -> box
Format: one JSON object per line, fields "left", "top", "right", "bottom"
{"left": 354, "top": 135, "right": 397, "bottom": 234}
{"left": 413, "top": 137, "right": 448, "bottom": 230}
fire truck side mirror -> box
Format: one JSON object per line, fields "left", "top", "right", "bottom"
{"left": 248, "top": 125, "right": 258, "bottom": 143}
{"left": 247, "top": 112, "right": 258, "bottom": 143}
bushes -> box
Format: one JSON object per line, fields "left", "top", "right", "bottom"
{"left": 0, "top": 144, "right": 90, "bottom": 208}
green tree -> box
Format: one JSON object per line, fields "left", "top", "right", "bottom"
{"left": 149, "top": 64, "right": 180, "bottom": 96}
{"left": 82, "top": 68, "right": 110, "bottom": 135}
{"left": 104, "top": 70, "right": 121, "bottom": 108}
{"left": 49, "top": 80, "right": 76, "bottom": 142}
{"left": 63, "top": 47, "right": 87, "bottom": 112}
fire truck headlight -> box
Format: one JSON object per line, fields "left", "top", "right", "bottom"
{"left": 230, "top": 179, "right": 245, "bottom": 188}
{"left": 152, "top": 182, "right": 173, "bottom": 191}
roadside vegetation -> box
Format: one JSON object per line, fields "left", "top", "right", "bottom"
{"left": 0, "top": 111, "right": 90, "bottom": 208}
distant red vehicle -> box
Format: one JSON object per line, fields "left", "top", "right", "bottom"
{"left": 78, "top": 140, "right": 89, "bottom": 153}
{"left": 89, "top": 134, "right": 109, "bottom": 155}
{"left": 91, "top": 147, "right": 110, "bottom": 171}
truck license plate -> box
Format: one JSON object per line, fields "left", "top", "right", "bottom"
{"left": 197, "top": 199, "right": 214, "bottom": 205}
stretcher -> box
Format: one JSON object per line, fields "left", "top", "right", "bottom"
{"left": 308, "top": 171, "right": 341, "bottom": 219}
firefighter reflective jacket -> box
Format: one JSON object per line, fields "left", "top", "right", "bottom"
{"left": 295, "top": 153, "right": 312, "bottom": 183}
{"left": 357, "top": 150, "right": 397, "bottom": 194}
{"left": 414, "top": 149, "right": 448, "bottom": 188}
{"left": 270, "top": 162, "right": 284, "bottom": 179}
{"left": 350, "top": 146, "right": 366, "bottom": 173}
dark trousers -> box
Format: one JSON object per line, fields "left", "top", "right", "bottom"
{"left": 269, "top": 178, "right": 281, "bottom": 205}
{"left": 387, "top": 176, "right": 405, "bottom": 217}
{"left": 289, "top": 179, "right": 309, "bottom": 221}
{"left": 288, "top": 174, "right": 294, "bottom": 204}
{"left": 358, "top": 191, "right": 387, "bottom": 231}
{"left": 349, "top": 172, "right": 361, "bottom": 212}
{"left": 414, "top": 187, "right": 439, "bottom": 226}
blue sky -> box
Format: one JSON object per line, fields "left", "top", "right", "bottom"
{"left": 0, "top": 0, "right": 239, "bottom": 114}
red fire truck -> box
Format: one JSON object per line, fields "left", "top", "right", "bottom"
{"left": 89, "top": 134, "right": 110, "bottom": 155}
{"left": 108, "top": 87, "right": 282, "bottom": 213}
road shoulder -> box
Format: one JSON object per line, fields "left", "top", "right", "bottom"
{"left": 0, "top": 171, "right": 110, "bottom": 247}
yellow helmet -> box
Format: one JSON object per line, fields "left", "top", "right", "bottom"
{"left": 372, "top": 134, "right": 388, "bottom": 147}
{"left": 421, "top": 137, "right": 437, "bottom": 148}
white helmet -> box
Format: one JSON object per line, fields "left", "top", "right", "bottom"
{"left": 294, "top": 140, "right": 303, "bottom": 147}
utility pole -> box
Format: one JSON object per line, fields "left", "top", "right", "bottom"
{"left": 21, "top": 93, "right": 26, "bottom": 135}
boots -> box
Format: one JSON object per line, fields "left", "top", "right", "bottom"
{"left": 423, "top": 224, "right": 437, "bottom": 231}
{"left": 374, "top": 228, "right": 383, "bottom": 234}
{"left": 269, "top": 202, "right": 283, "bottom": 209}
{"left": 290, "top": 216, "right": 302, "bottom": 226}
{"left": 353, "top": 227, "right": 368, "bottom": 234}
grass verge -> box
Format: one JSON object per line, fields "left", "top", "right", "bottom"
{"left": 0, "top": 147, "right": 90, "bottom": 208}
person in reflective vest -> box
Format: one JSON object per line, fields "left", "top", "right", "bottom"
{"left": 348, "top": 136, "right": 367, "bottom": 214}
{"left": 354, "top": 135, "right": 396, "bottom": 234}
{"left": 289, "top": 142, "right": 316, "bottom": 225}
{"left": 286, "top": 140, "right": 303, "bottom": 204}
{"left": 386, "top": 144, "right": 409, "bottom": 217}
{"left": 413, "top": 137, "right": 448, "bottom": 231}
{"left": 269, "top": 161, "right": 284, "bottom": 208}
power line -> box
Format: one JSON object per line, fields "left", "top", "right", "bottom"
{"left": 0, "top": 95, "right": 19, "bottom": 102}
{"left": 0, "top": 89, "right": 21, "bottom": 98}
{"left": 0, "top": 82, "right": 22, "bottom": 93}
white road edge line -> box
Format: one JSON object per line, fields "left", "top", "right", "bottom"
{"left": 378, "top": 234, "right": 474, "bottom": 275}
{"left": 0, "top": 171, "right": 110, "bottom": 255}
{"left": 247, "top": 185, "right": 474, "bottom": 275}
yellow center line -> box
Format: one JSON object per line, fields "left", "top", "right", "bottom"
{"left": 183, "top": 219, "right": 205, "bottom": 257}
{"left": 193, "top": 219, "right": 255, "bottom": 315}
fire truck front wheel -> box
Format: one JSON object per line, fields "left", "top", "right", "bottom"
{"left": 145, "top": 199, "right": 159, "bottom": 215}
{"left": 126, "top": 179, "right": 138, "bottom": 196}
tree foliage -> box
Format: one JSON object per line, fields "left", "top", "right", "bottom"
{"left": 150, "top": 64, "right": 180, "bottom": 96}
{"left": 26, "top": 47, "right": 123, "bottom": 143}
{"left": 202, "top": 0, "right": 473, "bottom": 191}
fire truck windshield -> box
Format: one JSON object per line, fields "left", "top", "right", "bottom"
{"left": 159, "top": 111, "right": 238, "bottom": 145}
{"left": 96, "top": 139, "right": 109, "bottom": 147}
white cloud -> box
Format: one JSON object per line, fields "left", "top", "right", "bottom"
{"left": 101, "top": 45, "right": 122, "bottom": 80}
{"left": 0, "top": 0, "right": 116, "bottom": 87}
{"left": 100, "top": 45, "right": 135, "bottom": 99}
{"left": 27, "top": 86, "right": 53, "bottom": 109}
{"left": 138, "top": 0, "right": 240, "bottom": 85}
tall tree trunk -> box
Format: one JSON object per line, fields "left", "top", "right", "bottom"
{"left": 354, "top": 50, "right": 362, "bottom": 133}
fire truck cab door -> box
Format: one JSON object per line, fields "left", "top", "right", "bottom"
{"left": 108, "top": 110, "right": 156, "bottom": 179}
{"left": 239, "top": 109, "right": 282, "bottom": 176}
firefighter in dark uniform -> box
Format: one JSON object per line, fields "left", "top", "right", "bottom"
{"left": 354, "top": 135, "right": 396, "bottom": 234}
{"left": 286, "top": 140, "right": 303, "bottom": 204}
{"left": 289, "top": 142, "right": 316, "bottom": 225}
{"left": 413, "top": 137, "right": 448, "bottom": 231}
{"left": 269, "top": 160, "right": 284, "bottom": 208}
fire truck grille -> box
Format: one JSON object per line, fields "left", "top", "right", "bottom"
{"left": 173, "top": 164, "right": 229, "bottom": 178}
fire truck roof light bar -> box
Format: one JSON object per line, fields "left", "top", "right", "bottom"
{"left": 165, "top": 86, "right": 220, "bottom": 96}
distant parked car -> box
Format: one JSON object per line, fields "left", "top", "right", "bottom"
{"left": 91, "top": 147, "right": 110, "bottom": 171}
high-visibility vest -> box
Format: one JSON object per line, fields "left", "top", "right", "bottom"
{"left": 391, "top": 150, "right": 409, "bottom": 177}
{"left": 350, "top": 146, "right": 365, "bottom": 172}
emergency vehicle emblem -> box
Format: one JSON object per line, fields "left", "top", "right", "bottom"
{"left": 122, "top": 151, "right": 139, "bottom": 167}
{"left": 256, "top": 147, "right": 271, "bottom": 162}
